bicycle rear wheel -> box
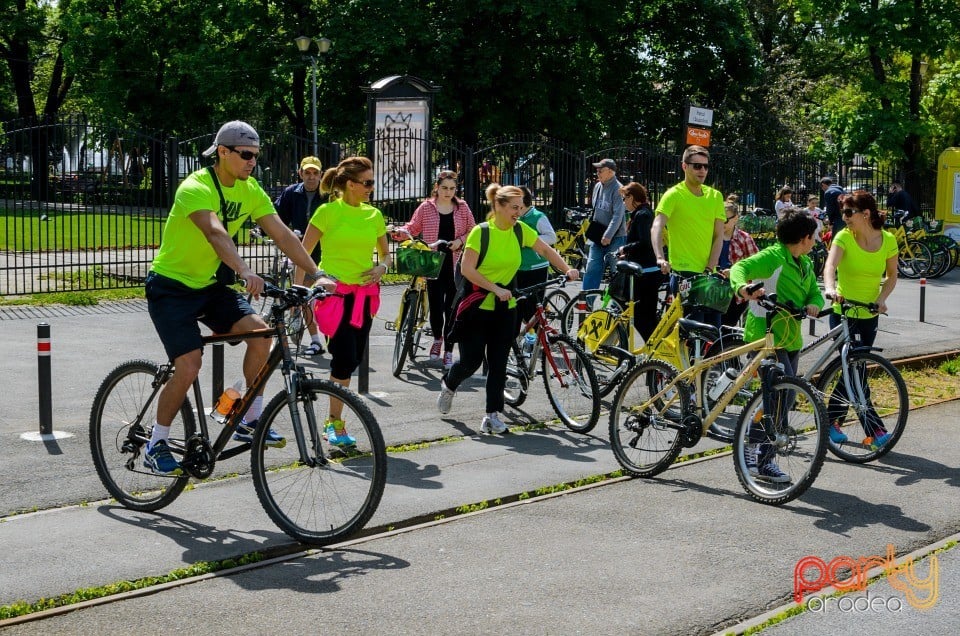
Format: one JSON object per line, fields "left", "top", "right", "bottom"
{"left": 541, "top": 334, "right": 600, "bottom": 433}
{"left": 609, "top": 360, "right": 687, "bottom": 477}
{"left": 816, "top": 351, "right": 908, "bottom": 463}
{"left": 251, "top": 378, "right": 387, "bottom": 545}
{"left": 392, "top": 291, "right": 418, "bottom": 377}
{"left": 732, "top": 376, "right": 828, "bottom": 506}
{"left": 89, "top": 360, "right": 194, "bottom": 511}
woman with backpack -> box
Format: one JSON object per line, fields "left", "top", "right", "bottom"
{"left": 436, "top": 184, "right": 579, "bottom": 434}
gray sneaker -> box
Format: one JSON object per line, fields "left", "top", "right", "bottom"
{"left": 480, "top": 412, "right": 508, "bottom": 434}
{"left": 437, "top": 380, "right": 456, "bottom": 414}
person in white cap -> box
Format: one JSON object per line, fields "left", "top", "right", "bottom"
{"left": 141, "top": 121, "right": 324, "bottom": 475}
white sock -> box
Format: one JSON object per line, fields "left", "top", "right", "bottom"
{"left": 311, "top": 333, "right": 323, "bottom": 345}
{"left": 149, "top": 423, "right": 170, "bottom": 451}
{"left": 248, "top": 395, "right": 264, "bottom": 422}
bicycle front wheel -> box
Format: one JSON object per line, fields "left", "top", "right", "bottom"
{"left": 609, "top": 359, "right": 687, "bottom": 477}
{"left": 503, "top": 345, "right": 529, "bottom": 407}
{"left": 541, "top": 334, "right": 600, "bottom": 433}
{"left": 89, "top": 360, "right": 194, "bottom": 511}
{"left": 542, "top": 288, "right": 571, "bottom": 330}
{"left": 251, "top": 379, "right": 387, "bottom": 545}
{"left": 392, "top": 291, "right": 418, "bottom": 377}
{"left": 816, "top": 351, "right": 908, "bottom": 463}
{"left": 732, "top": 376, "right": 828, "bottom": 506}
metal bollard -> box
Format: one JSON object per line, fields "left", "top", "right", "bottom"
{"left": 919, "top": 277, "right": 926, "bottom": 323}
{"left": 37, "top": 323, "right": 53, "bottom": 435}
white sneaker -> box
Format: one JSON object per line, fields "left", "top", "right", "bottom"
{"left": 480, "top": 412, "right": 508, "bottom": 434}
{"left": 437, "top": 380, "right": 456, "bottom": 414}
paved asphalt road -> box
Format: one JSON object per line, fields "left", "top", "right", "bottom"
{"left": 0, "top": 270, "right": 957, "bottom": 634}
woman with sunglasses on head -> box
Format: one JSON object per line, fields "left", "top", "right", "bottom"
{"left": 297, "top": 156, "right": 390, "bottom": 448}
{"left": 436, "top": 184, "right": 579, "bottom": 434}
{"left": 718, "top": 200, "right": 759, "bottom": 327}
{"left": 392, "top": 170, "right": 476, "bottom": 369}
{"left": 615, "top": 182, "right": 663, "bottom": 341}
{"left": 822, "top": 190, "right": 899, "bottom": 447}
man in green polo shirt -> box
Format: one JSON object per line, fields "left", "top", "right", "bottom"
{"left": 144, "top": 121, "right": 322, "bottom": 475}
{"left": 652, "top": 144, "right": 725, "bottom": 323}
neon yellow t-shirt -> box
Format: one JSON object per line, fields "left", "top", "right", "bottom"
{"left": 151, "top": 169, "right": 275, "bottom": 289}
{"left": 654, "top": 181, "right": 724, "bottom": 272}
{"left": 832, "top": 228, "right": 898, "bottom": 318}
{"left": 464, "top": 222, "right": 539, "bottom": 310}
{"left": 308, "top": 198, "right": 386, "bottom": 285}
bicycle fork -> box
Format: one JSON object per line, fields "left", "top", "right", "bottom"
{"left": 282, "top": 367, "right": 328, "bottom": 467}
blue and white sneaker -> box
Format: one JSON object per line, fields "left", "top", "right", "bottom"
{"left": 756, "top": 460, "right": 791, "bottom": 484}
{"left": 233, "top": 419, "right": 286, "bottom": 448}
{"left": 143, "top": 440, "right": 182, "bottom": 476}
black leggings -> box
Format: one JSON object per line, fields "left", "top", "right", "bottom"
{"left": 427, "top": 257, "right": 456, "bottom": 352}
{"left": 443, "top": 301, "right": 515, "bottom": 414}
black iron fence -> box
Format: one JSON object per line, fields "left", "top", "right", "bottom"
{"left": 1, "top": 115, "right": 937, "bottom": 296}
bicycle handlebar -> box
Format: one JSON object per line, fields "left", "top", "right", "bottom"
{"left": 514, "top": 275, "right": 568, "bottom": 299}
{"left": 387, "top": 226, "right": 450, "bottom": 250}
{"left": 824, "top": 292, "right": 882, "bottom": 315}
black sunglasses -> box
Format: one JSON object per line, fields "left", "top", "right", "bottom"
{"left": 841, "top": 207, "right": 861, "bottom": 217}
{"left": 687, "top": 162, "right": 709, "bottom": 171}
{"left": 353, "top": 179, "right": 376, "bottom": 188}
{"left": 225, "top": 146, "right": 259, "bottom": 161}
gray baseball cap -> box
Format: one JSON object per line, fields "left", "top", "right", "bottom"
{"left": 202, "top": 121, "right": 261, "bottom": 157}
{"left": 592, "top": 158, "right": 617, "bottom": 171}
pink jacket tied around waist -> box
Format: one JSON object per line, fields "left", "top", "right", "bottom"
{"left": 313, "top": 281, "right": 381, "bottom": 336}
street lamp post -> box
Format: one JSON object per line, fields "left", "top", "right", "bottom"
{"left": 294, "top": 36, "right": 332, "bottom": 156}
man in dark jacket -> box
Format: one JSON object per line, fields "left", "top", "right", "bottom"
{"left": 820, "top": 176, "right": 845, "bottom": 234}
{"left": 274, "top": 156, "right": 326, "bottom": 355}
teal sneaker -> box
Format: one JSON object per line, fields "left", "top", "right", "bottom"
{"left": 143, "top": 440, "right": 182, "bottom": 476}
{"left": 828, "top": 422, "right": 848, "bottom": 444}
{"left": 870, "top": 432, "right": 893, "bottom": 451}
{"left": 324, "top": 419, "right": 357, "bottom": 447}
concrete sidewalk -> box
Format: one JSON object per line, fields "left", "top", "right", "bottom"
{"left": 0, "top": 270, "right": 957, "bottom": 633}
{"left": 0, "top": 400, "right": 957, "bottom": 634}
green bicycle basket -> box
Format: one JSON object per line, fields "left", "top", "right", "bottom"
{"left": 395, "top": 245, "right": 447, "bottom": 278}
{"left": 679, "top": 274, "right": 734, "bottom": 312}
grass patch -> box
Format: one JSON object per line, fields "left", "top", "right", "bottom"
{"left": 0, "top": 267, "right": 146, "bottom": 306}
{"left": 0, "top": 552, "right": 264, "bottom": 620}
{"left": 939, "top": 357, "right": 960, "bottom": 376}
{"left": 0, "top": 211, "right": 165, "bottom": 251}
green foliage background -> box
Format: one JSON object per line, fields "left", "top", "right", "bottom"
{"left": 2, "top": 0, "right": 960, "bottom": 169}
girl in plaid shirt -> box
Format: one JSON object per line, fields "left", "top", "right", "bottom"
{"left": 719, "top": 201, "right": 759, "bottom": 326}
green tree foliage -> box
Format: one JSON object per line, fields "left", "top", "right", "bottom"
{"left": 3, "top": 0, "right": 960, "bottom": 178}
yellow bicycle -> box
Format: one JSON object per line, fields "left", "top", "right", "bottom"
{"left": 609, "top": 290, "right": 828, "bottom": 506}
{"left": 385, "top": 233, "right": 448, "bottom": 377}
{"left": 552, "top": 206, "right": 591, "bottom": 272}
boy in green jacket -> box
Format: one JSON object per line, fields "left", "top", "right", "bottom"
{"left": 729, "top": 207, "right": 824, "bottom": 483}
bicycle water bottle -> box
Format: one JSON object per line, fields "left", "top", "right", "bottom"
{"left": 522, "top": 330, "right": 537, "bottom": 358}
{"left": 708, "top": 368, "right": 739, "bottom": 402}
{"left": 212, "top": 379, "right": 244, "bottom": 422}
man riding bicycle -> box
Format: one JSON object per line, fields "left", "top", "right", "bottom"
{"left": 144, "top": 121, "right": 324, "bottom": 475}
